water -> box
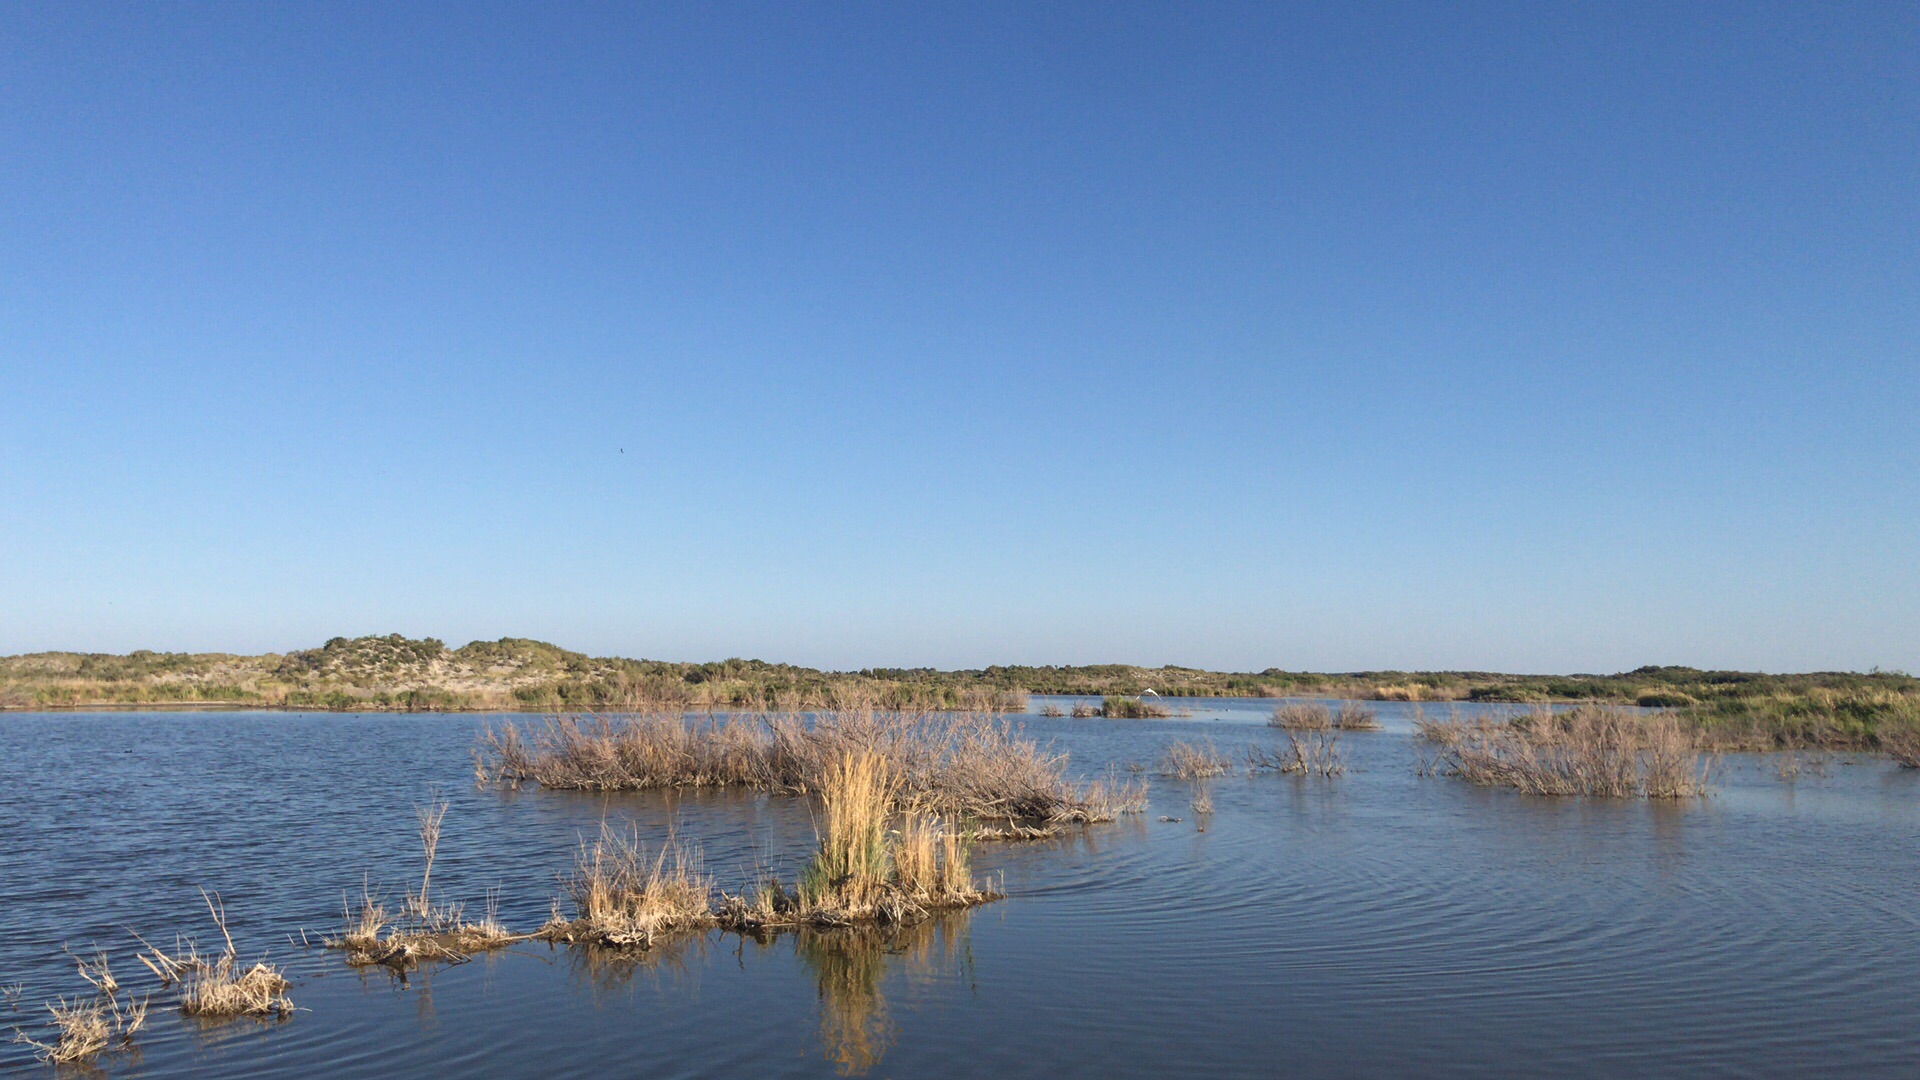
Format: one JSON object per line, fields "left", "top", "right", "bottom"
{"left": 3, "top": 699, "right": 1918, "bottom": 1077}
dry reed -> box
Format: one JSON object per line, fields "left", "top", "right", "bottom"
{"left": 12, "top": 953, "right": 148, "bottom": 1065}
{"left": 326, "top": 799, "right": 524, "bottom": 968}
{"left": 138, "top": 891, "right": 293, "bottom": 1018}
{"left": 1271, "top": 701, "right": 1379, "bottom": 731}
{"left": 538, "top": 824, "right": 717, "bottom": 948}
{"left": 1247, "top": 729, "right": 1346, "bottom": 777}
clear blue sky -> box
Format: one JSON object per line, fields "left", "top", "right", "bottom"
{"left": 2, "top": 2, "right": 1914, "bottom": 673}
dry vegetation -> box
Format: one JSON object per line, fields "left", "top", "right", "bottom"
{"left": 1269, "top": 702, "right": 1379, "bottom": 731}
{"left": 11, "top": 952, "right": 147, "bottom": 1065}
{"left": 1419, "top": 706, "right": 1707, "bottom": 798}
{"left": 137, "top": 892, "right": 293, "bottom": 1018}
{"left": 1247, "top": 730, "right": 1346, "bottom": 777}
{"left": 1157, "top": 739, "right": 1230, "bottom": 779}
{"left": 1100, "top": 696, "right": 1172, "bottom": 719}
{"left": 325, "top": 799, "right": 523, "bottom": 968}
{"left": 478, "top": 709, "right": 1137, "bottom": 834}
{"left": 1873, "top": 702, "right": 1920, "bottom": 767}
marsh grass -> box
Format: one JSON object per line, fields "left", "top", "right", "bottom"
{"left": 12, "top": 953, "right": 148, "bottom": 1065}
{"left": 1157, "top": 739, "right": 1229, "bottom": 779}
{"left": 1427, "top": 706, "right": 1708, "bottom": 798}
{"left": 1270, "top": 701, "right": 1379, "bottom": 731}
{"left": 721, "top": 751, "right": 997, "bottom": 931}
{"left": 326, "top": 800, "right": 526, "bottom": 968}
{"left": 137, "top": 892, "right": 292, "bottom": 1018}
{"left": 478, "top": 709, "right": 1125, "bottom": 831}
{"left": 1874, "top": 703, "right": 1920, "bottom": 767}
{"left": 538, "top": 824, "right": 717, "bottom": 948}
{"left": 1068, "top": 702, "right": 1098, "bottom": 718}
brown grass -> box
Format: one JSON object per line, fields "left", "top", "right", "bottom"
{"left": 326, "top": 800, "right": 525, "bottom": 967}
{"left": 538, "top": 824, "right": 717, "bottom": 948}
{"left": 720, "top": 750, "right": 997, "bottom": 931}
{"left": 138, "top": 891, "right": 292, "bottom": 1018}
{"left": 13, "top": 953, "right": 148, "bottom": 1065}
{"left": 1157, "top": 739, "right": 1230, "bottom": 779}
{"left": 477, "top": 709, "right": 1126, "bottom": 832}
{"left": 1426, "top": 706, "right": 1708, "bottom": 798}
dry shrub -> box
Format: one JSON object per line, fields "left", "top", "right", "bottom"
{"left": 1333, "top": 702, "right": 1381, "bottom": 730}
{"left": 1270, "top": 702, "right": 1331, "bottom": 730}
{"left": 1429, "top": 706, "right": 1708, "bottom": 798}
{"left": 478, "top": 709, "right": 1124, "bottom": 832}
{"left": 539, "top": 824, "right": 716, "bottom": 948}
{"left": 1158, "top": 739, "right": 1230, "bottom": 779}
{"left": 1037, "top": 703, "right": 1066, "bottom": 717}
{"left": 1372, "top": 684, "right": 1425, "bottom": 702}
{"left": 1247, "top": 730, "right": 1345, "bottom": 777}
{"left": 1101, "top": 696, "right": 1171, "bottom": 719}
{"left": 138, "top": 892, "right": 292, "bottom": 1018}
{"left": 1068, "top": 702, "right": 1098, "bottom": 718}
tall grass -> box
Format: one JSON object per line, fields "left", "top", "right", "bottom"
{"left": 539, "top": 824, "right": 717, "bottom": 948}
{"left": 1100, "top": 696, "right": 1171, "bottom": 719}
{"left": 1157, "top": 740, "right": 1229, "bottom": 779}
{"left": 1270, "top": 702, "right": 1379, "bottom": 731}
{"left": 1425, "top": 706, "right": 1707, "bottom": 798}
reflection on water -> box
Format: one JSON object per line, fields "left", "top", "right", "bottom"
{"left": 4, "top": 707, "right": 1920, "bottom": 1077}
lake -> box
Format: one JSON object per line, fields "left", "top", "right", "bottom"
{"left": 3, "top": 699, "right": 1917, "bottom": 1076}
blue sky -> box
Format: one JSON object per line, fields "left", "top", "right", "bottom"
{"left": 2, "top": 2, "right": 1914, "bottom": 673}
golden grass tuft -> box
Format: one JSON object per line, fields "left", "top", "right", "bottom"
{"left": 12, "top": 954, "right": 148, "bottom": 1065}
{"left": 1271, "top": 701, "right": 1379, "bottom": 731}
{"left": 137, "top": 891, "right": 292, "bottom": 1018}
{"left": 1426, "top": 705, "right": 1708, "bottom": 798}
{"left": 721, "top": 750, "right": 998, "bottom": 931}
{"left": 326, "top": 799, "right": 527, "bottom": 968}
{"left": 1875, "top": 704, "right": 1920, "bottom": 768}
{"left": 538, "top": 824, "right": 717, "bottom": 948}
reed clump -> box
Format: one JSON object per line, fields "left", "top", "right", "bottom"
{"left": 1157, "top": 739, "right": 1229, "bottom": 779}
{"left": 1068, "top": 702, "right": 1098, "bottom": 718}
{"left": 477, "top": 709, "right": 1124, "bottom": 832}
{"left": 326, "top": 799, "right": 524, "bottom": 968}
{"left": 12, "top": 953, "right": 148, "bottom": 1065}
{"left": 721, "top": 751, "right": 996, "bottom": 931}
{"left": 138, "top": 892, "right": 293, "bottom": 1018}
{"left": 1427, "top": 706, "right": 1707, "bottom": 798}
{"left": 537, "top": 824, "right": 718, "bottom": 948}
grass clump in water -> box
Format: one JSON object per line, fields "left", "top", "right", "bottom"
{"left": 721, "top": 751, "right": 997, "bottom": 931}
{"left": 538, "top": 824, "right": 717, "bottom": 948}
{"left": 138, "top": 892, "right": 293, "bottom": 1018}
{"left": 1247, "top": 729, "right": 1346, "bottom": 777}
{"left": 1425, "top": 705, "right": 1707, "bottom": 798}
{"left": 1270, "top": 701, "right": 1379, "bottom": 731}
{"left": 326, "top": 798, "right": 523, "bottom": 968}
{"left": 12, "top": 952, "right": 148, "bottom": 1065}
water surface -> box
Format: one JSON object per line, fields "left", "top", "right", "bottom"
{"left": 3, "top": 700, "right": 1917, "bottom": 1076}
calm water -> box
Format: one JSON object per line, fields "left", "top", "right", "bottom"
{"left": 3, "top": 700, "right": 1918, "bottom": 1077}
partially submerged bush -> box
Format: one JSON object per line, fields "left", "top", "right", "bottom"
{"left": 477, "top": 709, "right": 1125, "bottom": 832}
{"left": 1100, "top": 696, "right": 1171, "bottom": 719}
{"left": 1158, "top": 739, "right": 1229, "bottom": 779}
{"left": 1247, "top": 730, "right": 1345, "bottom": 777}
{"left": 1426, "top": 706, "right": 1707, "bottom": 798}
{"left": 1874, "top": 702, "right": 1920, "bottom": 767}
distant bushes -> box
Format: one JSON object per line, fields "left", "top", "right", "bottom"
{"left": 1421, "top": 706, "right": 1707, "bottom": 798}
{"left": 1099, "top": 696, "right": 1171, "bottom": 719}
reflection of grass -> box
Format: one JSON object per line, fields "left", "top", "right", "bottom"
{"left": 793, "top": 914, "right": 975, "bottom": 1077}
